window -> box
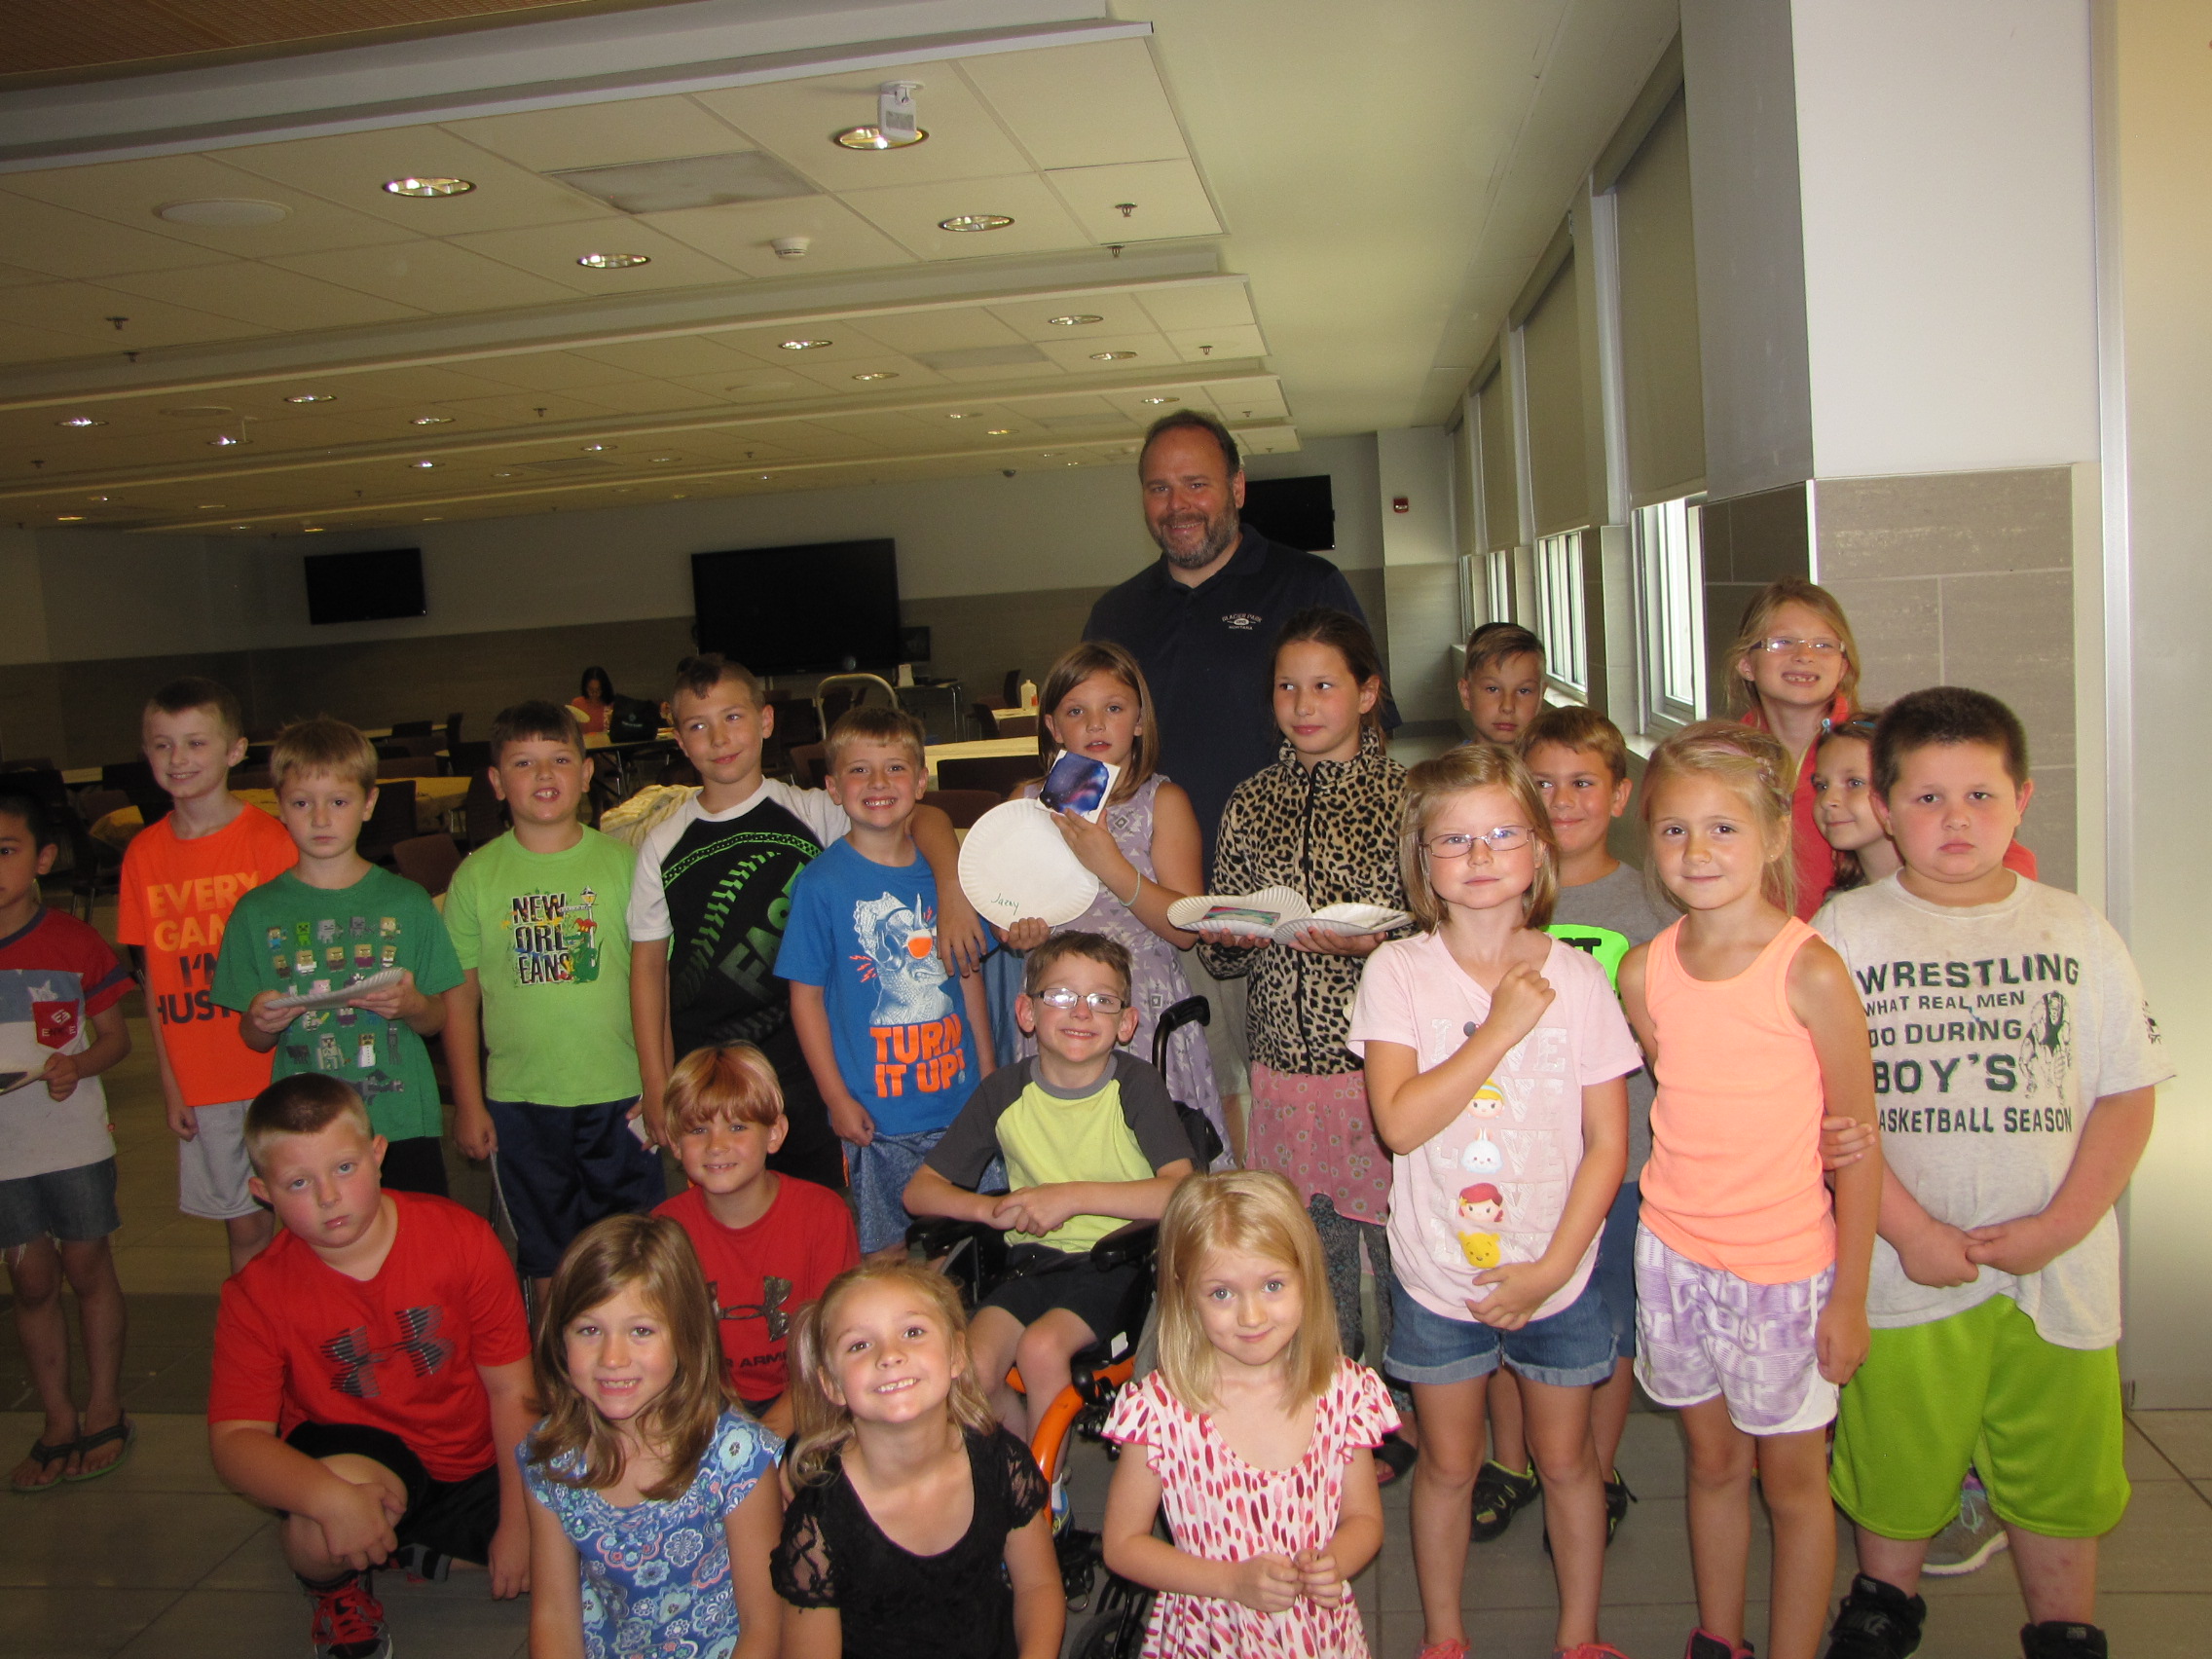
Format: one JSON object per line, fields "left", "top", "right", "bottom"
{"left": 1632, "top": 495, "right": 1706, "bottom": 732}
{"left": 1532, "top": 530, "right": 1587, "bottom": 695}
{"left": 1485, "top": 548, "right": 1514, "bottom": 629}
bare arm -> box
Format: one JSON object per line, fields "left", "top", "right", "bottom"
{"left": 444, "top": 972, "right": 494, "bottom": 1161}
{"left": 478, "top": 1358, "right": 535, "bottom": 1598}
{"left": 725, "top": 1467, "right": 786, "bottom": 1659}
{"left": 1051, "top": 781, "right": 1202, "bottom": 950}
{"left": 132, "top": 945, "right": 198, "bottom": 1140}
{"left": 1363, "top": 961, "right": 1556, "bottom": 1155}
{"left": 630, "top": 940, "right": 672, "bottom": 1143}
{"left": 780, "top": 1607, "right": 842, "bottom": 1659}
{"left": 789, "top": 982, "right": 872, "bottom": 1146}
{"left": 1102, "top": 1439, "right": 1299, "bottom": 1612}
{"left": 40, "top": 1002, "right": 130, "bottom": 1100}
{"left": 1790, "top": 940, "right": 1881, "bottom": 1385}
{"left": 1966, "top": 1086, "right": 2156, "bottom": 1276}
{"left": 1297, "top": 1446, "right": 1383, "bottom": 1605}
{"left": 1467, "top": 1078, "right": 1626, "bottom": 1329}
{"left": 525, "top": 1483, "right": 586, "bottom": 1659}
{"left": 913, "top": 804, "right": 984, "bottom": 977}
{"left": 902, "top": 1162, "right": 1005, "bottom": 1227}
{"left": 1006, "top": 1507, "right": 1066, "bottom": 1659}
{"left": 210, "top": 1419, "right": 399, "bottom": 1570}
{"left": 987, "top": 1161, "right": 1194, "bottom": 1241}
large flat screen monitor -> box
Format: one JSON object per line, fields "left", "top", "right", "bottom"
{"left": 304, "top": 546, "right": 426, "bottom": 625}
{"left": 1241, "top": 474, "right": 1336, "bottom": 551}
{"left": 691, "top": 539, "right": 902, "bottom": 677}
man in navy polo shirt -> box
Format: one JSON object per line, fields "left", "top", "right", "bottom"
{"left": 1084, "top": 410, "right": 1387, "bottom": 1163}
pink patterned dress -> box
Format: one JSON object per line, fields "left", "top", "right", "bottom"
{"left": 1101, "top": 1358, "right": 1397, "bottom": 1658}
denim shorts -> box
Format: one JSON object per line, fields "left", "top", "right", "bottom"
{"left": 1592, "top": 1181, "right": 1641, "bottom": 1361}
{"left": 0, "top": 1157, "right": 120, "bottom": 1248}
{"left": 847, "top": 1128, "right": 943, "bottom": 1254}
{"left": 1385, "top": 1270, "right": 1616, "bottom": 1388}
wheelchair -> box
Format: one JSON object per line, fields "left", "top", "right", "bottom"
{"left": 904, "top": 994, "right": 1217, "bottom": 1650}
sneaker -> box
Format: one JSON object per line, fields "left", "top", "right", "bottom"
{"left": 2020, "top": 1623, "right": 2109, "bottom": 1659}
{"left": 1468, "top": 1458, "right": 1540, "bottom": 1542}
{"left": 1923, "top": 1473, "right": 2009, "bottom": 1576}
{"left": 1685, "top": 1631, "right": 1752, "bottom": 1659}
{"left": 391, "top": 1541, "right": 451, "bottom": 1583}
{"left": 306, "top": 1572, "right": 390, "bottom": 1659}
{"left": 1604, "top": 1471, "right": 1638, "bottom": 1541}
{"left": 1824, "top": 1573, "right": 1925, "bottom": 1659}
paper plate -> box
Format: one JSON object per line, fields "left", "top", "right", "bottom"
{"left": 1292, "top": 903, "right": 1412, "bottom": 938}
{"left": 1165, "top": 885, "right": 1307, "bottom": 931}
{"left": 958, "top": 799, "right": 1101, "bottom": 928}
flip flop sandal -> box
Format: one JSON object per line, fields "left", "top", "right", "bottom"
{"left": 1373, "top": 1432, "right": 1419, "bottom": 1486}
{"left": 64, "top": 1418, "right": 134, "bottom": 1483}
{"left": 10, "top": 1435, "right": 79, "bottom": 1494}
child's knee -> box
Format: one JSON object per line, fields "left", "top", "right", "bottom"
{"left": 1687, "top": 1434, "right": 1755, "bottom": 1490}
{"left": 1014, "top": 1319, "right": 1081, "bottom": 1379}
{"left": 55, "top": 1235, "right": 118, "bottom": 1289}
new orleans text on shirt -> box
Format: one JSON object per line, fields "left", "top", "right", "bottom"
{"left": 1852, "top": 951, "right": 2081, "bottom": 1131}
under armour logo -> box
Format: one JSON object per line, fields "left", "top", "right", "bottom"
{"left": 319, "top": 1307, "right": 456, "bottom": 1398}
{"left": 714, "top": 1275, "right": 794, "bottom": 1340}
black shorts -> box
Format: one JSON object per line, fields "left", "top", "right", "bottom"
{"left": 285, "top": 1421, "right": 498, "bottom": 1565}
{"left": 980, "top": 1244, "right": 1140, "bottom": 1345}
{"left": 378, "top": 1136, "right": 449, "bottom": 1198}
{"left": 488, "top": 1096, "right": 665, "bottom": 1277}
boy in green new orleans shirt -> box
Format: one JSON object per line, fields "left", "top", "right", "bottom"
{"left": 442, "top": 701, "right": 656, "bottom": 1295}
{"left": 213, "top": 720, "right": 461, "bottom": 1197}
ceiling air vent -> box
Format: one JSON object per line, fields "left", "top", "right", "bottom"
{"left": 547, "top": 152, "right": 817, "bottom": 214}
{"left": 910, "top": 344, "right": 1050, "bottom": 372}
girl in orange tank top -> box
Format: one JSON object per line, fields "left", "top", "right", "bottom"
{"left": 1618, "top": 723, "right": 1881, "bottom": 1659}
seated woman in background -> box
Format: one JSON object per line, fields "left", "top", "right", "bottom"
{"left": 571, "top": 666, "right": 614, "bottom": 736}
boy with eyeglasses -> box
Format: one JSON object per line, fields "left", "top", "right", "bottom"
{"left": 905, "top": 931, "right": 1198, "bottom": 1440}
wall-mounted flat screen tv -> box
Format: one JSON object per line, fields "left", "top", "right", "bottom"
{"left": 304, "top": 546, "right": 426, "bottom": 625}
{"left": 1241, "top": 474, "right": 1336, "bottom": 551}
{"left": 691, "top": 539, "right": 902, "bottom": 677}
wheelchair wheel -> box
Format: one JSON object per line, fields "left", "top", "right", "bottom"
{"left": 1070, "top": 1577, "right": 1153, "bottom": 1659}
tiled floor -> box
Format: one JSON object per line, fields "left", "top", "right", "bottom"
{"left": 4, "top": 1000, "right": 2208, "bottom": 1657}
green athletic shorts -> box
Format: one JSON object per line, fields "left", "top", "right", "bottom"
{"left": 1831, "top": 1292, "right": 2128, "bottom": 1540}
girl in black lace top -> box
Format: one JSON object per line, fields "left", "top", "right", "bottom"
{"left": 772, "top": 1261, "right": 1062, "bottom": 1658}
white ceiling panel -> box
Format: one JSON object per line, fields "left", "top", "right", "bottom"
{"left": 270, "top": 240, "right": 584, "bottom": 314}
{"left": 221, "top": 128, "right": 617, "bottom": 235}
{"left": 1134, "top": 282, "right": 1258, "bottom": 334}
{"left": 7, "top": 280, "right": 266, "bottom": 350}
{"left": 840, "top": 172, "right": 1089, "bottom": 260}
{"left": 1165, "top": 323, "right": 1267, "bottom": 362}
{"left": 438, "top": 94, "right": 752, "bottom": 173}
{"left": 958, "top": 38, "right": 1189, "bottom": 170}
{"left": 0, "top": 192, "right": 230, "bottom": 280}
{"left": 566, "top": 336, "right": 756, "bottom": 379}
{"left": 983, "top": 292, "right": 1164, "bottom": 341}
{"left": 1029, "top": 330, "right": 1171, "bottom": 370}
{"left": 1046, "top": 159, "right": 1221, "bottom": 243}
{"left": 638, "top": 195, "right": 915, "bottom": 278}
{"left": 96, "top": 262, "right": 424, "bottom": 333}
{"left": 782, "top": 353, "right": 944, "bottom": 392}
{"left": 848, "top": 308, "right": 1023, "bottom": 355}
{"left": 0, "top": 320, "right": 111, "bottom": 365}
{"left": 3, "top": 153, "right": 417, "bottom": 260}
{"left": 566, "top": 379, "right": 721, "bottom": 416}
{"left": 443, "top": 220, "right": 750, "bottom": 293}
{"left": 695, "top": 61, "right": 1034, "bottom": 193}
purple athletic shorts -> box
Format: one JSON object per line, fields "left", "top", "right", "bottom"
{"left": 1633, "top": 1225, "right": 1838, "bottom": 1435}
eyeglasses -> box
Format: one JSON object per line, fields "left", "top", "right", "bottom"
{"left": 1755, "top": 636, "right": 1844, "bottom": 655}
{"left": 1421, "top": 826, "right": 1532, "bottom": 858}
{"left": 1034, "top": 987, "right": 1126, "bottom": 1014}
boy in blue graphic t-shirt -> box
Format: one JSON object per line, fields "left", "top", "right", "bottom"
{"left": 777, "top": 708, "right": 992, "bottom": 1254}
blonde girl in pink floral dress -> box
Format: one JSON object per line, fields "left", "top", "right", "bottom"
{"left": 1102, "top": 1171, "right": 1395, "bottom": 1657}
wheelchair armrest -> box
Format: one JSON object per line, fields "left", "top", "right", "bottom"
{"left": 1088, "top": 1219, "right": 1159, "bottom": 1273}
{"left": 904, "top": 1212, "right": 1004, "bottom": 1257}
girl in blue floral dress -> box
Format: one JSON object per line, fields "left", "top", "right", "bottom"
{"left": 523, "top": 1214, "right": 785, "bottom": 1659}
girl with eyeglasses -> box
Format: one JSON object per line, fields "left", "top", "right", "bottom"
{"left": 1350, "top": 742, "right": 1641, "bottom": 1659}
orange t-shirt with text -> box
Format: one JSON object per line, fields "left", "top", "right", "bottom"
{"left": 118, "top": 804, "right": 299, "bottom": 1106}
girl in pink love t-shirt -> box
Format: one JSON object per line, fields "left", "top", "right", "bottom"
{"left": 1349, "top": 743, "right": 1640, "bottom": 1659}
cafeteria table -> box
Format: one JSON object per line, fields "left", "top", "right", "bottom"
{"left": 921, "top": 736, "right": 1037, "bottom": 789}
{"left": 91, "top": 777, "right": 471, "bottom": 851}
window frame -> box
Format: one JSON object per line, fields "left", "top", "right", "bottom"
{"left": 1630, "top": 494, "right": 1707, "bottom": 734}
{"left": 1531, "top": 528, "right": 1588, "bottom": 697}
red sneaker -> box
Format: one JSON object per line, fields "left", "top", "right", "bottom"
{"left": 307, "top": 1572, "right": 390, "bottom": 1659}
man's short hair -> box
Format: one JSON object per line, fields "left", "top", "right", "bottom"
{"left": 671, "top": 652, "right": 762, "bottom": 710}
{"left": 489, "top": 699, "right": 585, "bottom": 763}
{"left": 1139, "top": 409, "right": 1240, "bottom": 477}
{"left": 244, "top": 1074, "right": 374, "bottom": 1169}
{"left": 1462, "top": 621, "right": 1547, "bottom": 679}
{"left": 0, "top": 789, "right": 54, "bottom": 852}
{"left": 1520, "top": 704, "right": 1629, "bottom": 785}
{"left": 1872, "top": 686, "right": 2031, "bottom": 797}
{"left": 271, "top": 718, "right": 378, "bottom": 793}
{"left": 825, "top": 706, "right": 925, "bottom": 773}
{"left": 1022, "top": 931, "right": 1133, "bottom": 1000}
{"left": 145, "top": 676, "right": 244, "bottom": 744}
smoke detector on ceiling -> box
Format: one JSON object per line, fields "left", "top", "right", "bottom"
{"left": 771, "top": 237, "right": 811, "bottom": 259}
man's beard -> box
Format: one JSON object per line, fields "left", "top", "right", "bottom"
{"left": 1152, "top": 507, "right": 1238, "bottom": 571}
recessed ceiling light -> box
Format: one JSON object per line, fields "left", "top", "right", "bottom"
{"left": 851, "top": 371, "right": 897, "bottom": 382}
{"left": 833, "top": 123, "right": 931, "bottom": 150}
{"left": 671, "top": 493, "right": 689, "bottom": 499}
{"left": 196, "top": 503, "right": 223, "bottom": 509}
{"left": 1090, "top": 350, "right": 1136, "bottom": 362}
{"left": 423, "top": 516, "right": 444, "bottom": 522}
{"left": 986, "top": 427, "right": 1012, "bottom": 435}
{"left": 383, "top": 177, "right": 473, "bottom": 198}
{"left": 780, "top": 338, "right": 830, "bottom": 350}
{"left": 493, "top": 471, "right": 516, "bottom": 478}
{"left": 58, "top": 416, "right": 105, "bottom": 427}
{"left": 208, "top": 434, "right": 241, "bottom": 447}
{"left": 939, "top": 214, "right": 1014, "bottom": 233}
{"left": 410, "top": 415, "right": 453, "bottom": 426}
{"left": 581, "top": 442, "right": 614, "bottom": 453}
{"left": 234, "top": 524, "right": 249, "bottom": 530}
{"left": 576, "top": 251, "right": 651, "bottom": 270}
{"left": 649, "top": 455, "right": 679, "bottom": 463}
{"left": 410, "top": 461, "right": 435, "bottom": 469}
{"left": 1141, "top": 395, "right": 1180, "bottom": 405}
{"left": 55, "top": 514, "right": 84, "bottom": 522}
{"left": 759, "top": 474, "right": 771, "bottom": 481}
{"left": 304, "top": 526, "right": 326, "bottom": 533}
{"left": 1048, "top": 314, "right": 1104, "bottom": 326}
{"left": 88, "top": 496, "right": 110, "bottom": 502}
{"left": 284, "top": 393, "right": 334, "bottom": 404}
{"left": 158, "top": 199, "right": 289, "bottom": 227}
{"left": 1039, "top": 452, "right": 1056, "bottom": 459}
{"left": 945, "top": 412, "right": 977, "bottom": 420}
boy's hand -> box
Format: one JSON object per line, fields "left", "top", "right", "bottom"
{"left": 989, "top": 1185, "right": 1083, "bottom": 1238}
{"left": 1225, "top": 1552, "right": 1301, "bottom": 1613}
{"left": 486, "top": 1510, "right": 530, "bottom": 1599}
{"left": 1293, "top": 1546, "right": 1348, "bottom": 1605}
{"left": 634, "top": 1088, "right": 665, "bottom": 1151}
{"left": 1819, "top": 1113, "right": 1877, "bottom": 1171}
{"left": 1894, "top": 1216, "right": 1979, "bottom": 1287}
{"left": 1816, "top": 1298, "right": 1870, "bottom": 1385}
{"left": 246, "top": 988, "right": 304, "bottom": 1038}
{"left": 313, "top": 1477, "right": 403, "bottom": 1572}
{"left": 456, "top": 1102, "right": 498, "bottom": 1161}
{"left": 1000, "top": 917, "right": 1051, "bottom": 953}
{"left": 1476, "top": 962, "right": 1555, "bottom": 1051}
{"left": 1964, "top": 1212, "right": 2071, "bottom": 1277}
{"left": 39, "top": 1051, "right": 84, "bottom": 1100}
{"left": 348, "top": 969, "right": 421, "bottom": 1021}
{"left": 165, "top": 1087, "right": 200, "bottom": 1142}
{"left": 937, "top": 887, "right": 986, "bottom": 978}
{"left": 1466, "top": 1258, "right": 1568, "bottom": 1330}
{"left": 828, "top": 1096, "right": 876, "bottom": 1147}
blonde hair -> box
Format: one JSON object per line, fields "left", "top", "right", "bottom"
{"left": 663, "top": 1043, "right": 783, "bottom": 1135}
{"left": 1155, "top": 1171, "right": 1339, "bottom": 1413}
{"left": 1641, "top": 720, "right": 1797, "bottom": 914}
{"left": 271, "top": 717, "right": 378, "bottom": 793}
{"left": 1399, "top": 744, "right": 1559, "bottom": 932}
{"left": 1035, "top": 641, "right": 1160, "bottom": 804}
{"left": 785, "top": 1260, "right": 999, "bottom": 1490}
{"left": 1725, "top": 577, "right": 1862, "bottom": 720}
{"left": 1520, "top": 703, "right": 1629, "bottom": 786}
{"left": 825, "top": 705, "right": 926, "bottom": 773}
{"left": 526, "top": 1215, "right": 732, "bottom": 1503}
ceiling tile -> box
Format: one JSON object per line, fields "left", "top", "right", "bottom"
{"left": 438, "top": 94, "right": 751, "bottom": 173}
{"left": 1134, "top": 282, "right": 1258, "bottom": 334}
{"left": 566, "top": 379, "right": 721, "bottom": 416}
{"left": 399, "top": 390, "right": 622, "bottom": 427}
{"left": 1044, "top": 159, "right": 1222, "bottom": 243}
{"left": 637, "top": 195, "right": 914, "bottom": 278}
{"left": 220, "top": 127, "right": 616, "bottom": 234}
{"left": 567, "top": 336, "right": 754, "bottom": 378}
{"left": 337, "top": 364, "right": 547, "bottom": 404}
{"left": 695, "top": 61, "right": 1032, "bottom": 192}
{"left": 269, "top": 240, "right": 582, "bottom": 313}
{"left": 7, "top": 280, "right": 269, "bottom": 350}
{"left": 933, "top": 359, "right": 1066, "bottom": 385}
{"left": 1206, "top": 379, "right": 1290, "bottom": 421}
{"left": 838, "top": 173, "right": 1089, "bottom": 260}
{"left": 458, "top": 350, "right": 642, "bottom": 391}
{"left": 0, "top": 192, "right": 232, "bottom": 279}
{"left": 850, "top": 308, "right": 1023, "bottom": 355}
{"left": 706, "top": 325, "right": 892, "bottom": 366}
{"left": 957, "top": 38, "right": 1188, "bottom": 170}
{"left": 1164, "top": 323, "right": 1267, "bottom": 362}
{"left": 443, "top": 220, "right": 749, "bottom": 293}
{"left": 663, "top": 372, "right": 805, "bottom": 401}
{"left": 97, "top": 262, "right": 424, "bottom": 332}
{"left": 3, "top": 152, "right": 419, "bottom": 259}
{"left": 983, "top": 294, "right": 1161, "bottom": 341}
{"left": 0, "top": 320, "right": 108, "bottom": 368}
{"left": 781, "top": 353, "right": 944, "bottom": 393}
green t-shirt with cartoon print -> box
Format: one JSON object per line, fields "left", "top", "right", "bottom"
{"left": 443, "top": 827, "right": 640, "bottom": 1107}
{"left": 213, "top": 866, "right": 463, "bottom": 1142}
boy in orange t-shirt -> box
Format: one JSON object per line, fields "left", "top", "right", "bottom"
{"left": 117, "top": 678, "right": 297, "bottom": 1272}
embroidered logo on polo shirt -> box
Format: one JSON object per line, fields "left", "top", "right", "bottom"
{"left": 1222, "top": 612, "right": 1263, "bottom": 631}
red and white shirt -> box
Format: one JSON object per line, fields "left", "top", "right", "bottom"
{"left": 0, "top": 907, "right": 130, "bottom": 1180}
